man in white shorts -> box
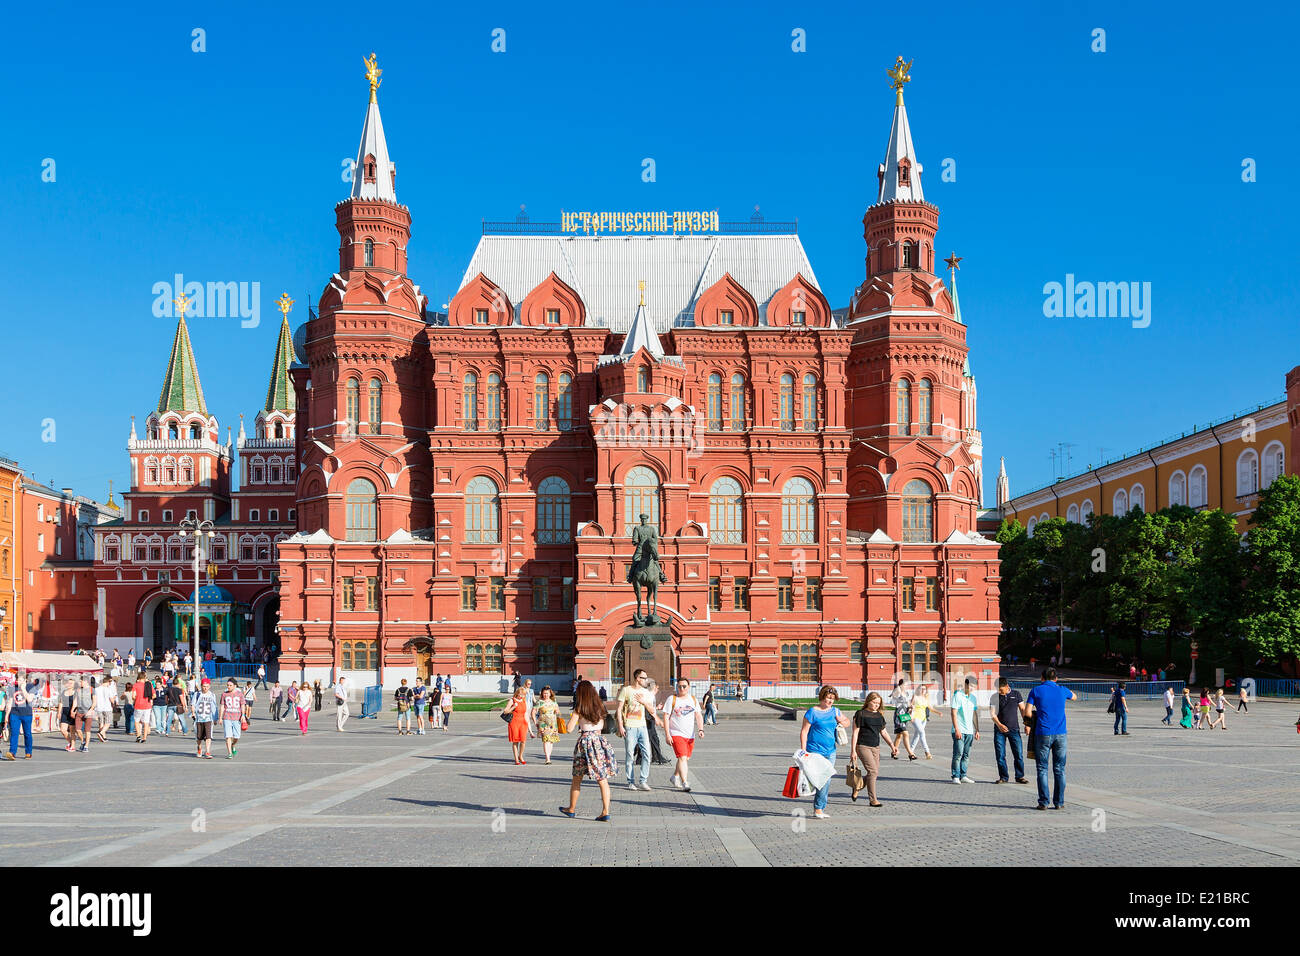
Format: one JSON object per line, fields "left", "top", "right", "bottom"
{"left": 220, "top": 678, "right": 247, "bottom": 758}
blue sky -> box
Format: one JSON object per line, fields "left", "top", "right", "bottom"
{"left": 3, "top": 0, "right": 1297, "bottom": 505}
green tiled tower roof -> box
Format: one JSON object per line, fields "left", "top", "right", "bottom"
{"left": 264, "top": 315, "right": 297, "bottom": 413}
{"left": 157, "top": 314, "right": 208, "bottom": 415}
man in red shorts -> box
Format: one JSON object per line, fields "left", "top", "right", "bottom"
{"left": 661, "top": 679, "right": 704, "bottom": 793}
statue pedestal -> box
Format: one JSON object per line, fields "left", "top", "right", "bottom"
{"left": 620, "top": 625, "right": 673, "bottom": 692}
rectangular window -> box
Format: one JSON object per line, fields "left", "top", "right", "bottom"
{"left": 269, "top": 509, "right": 279, "bottom": 522}
{"left": 105, "top": 545, "right": 120, "bottom": 563}
{"left": 709, "top": 576, "right": 721, "bottom": 612}
{"left": 806, "top": 576, "right": 822, "bottom": 611}
{"left": 489, "top": 577, "right": 505, "bottom": 610}
{"left": 186, "top": 510, "right": 196, "bottom": 520}
{"left": 138, "top": 510, "right": 148, "bottom": 523}
{"left": 850, "top": 640, "right": 863, "bottom": 663}
{"left": 150, "top": 546, "right": 162, "bottom": 562}
{"left": 366, "top": 576, "right": 378, "bottom": 611}
{"left": 241, "top": 545, "right": 253, "bottom": 561}
{"left": 925, "top": 576, "right": 939, "bottom": 612}
{"left": 37, "top": 534, "right": 45, "bottom": 553}
{"left": 537, "top": 641, "right": 576, "bottom": 674}
{"left": 791, "top": 311, "right": 806, "bottom": 326}
{"left": 287, "top": 509, "right": 296, "bottom": 522}
{"left": 561, "top": 577, "right": 574, "bottom": 611}
{"left": 733, "top": 577, "right": 750, "bottom": 611}
{"left": 474, "top": 308, "right": 489, "bottom": 325}
{"left": 134, "top": 546, "right": 146, "bottom": 562}
{"left": 249, "top": 509, "right": 259, "bottom": 523}
{"left": 342, "top": 576, "right": 355, "bottom": 611}
{"left": 532, "top": 577, "right": 549, "bottom": 611}
{"left": 162, "top": 510, "right": 173, "bottom": 523}
{"left": 545, "top": 308, "right": 560, "bottom": 325}
{"left": 709, "top": 641, "right": 748, "bottom": 681}
{"left": 780, "top": 642, "right": 818, "bottom": 682}
{"left": 719, "top": 310, "right": 734, "bottom": 326}
{"left": 902, "top": 576, "right": 915, "bottom": 612}
{"left": 168, "top": 545, "right": 181, "bottom": 562}
{"left": 467, "top": 642, "right": 505, "bottom": 674}
{"left": 777, "top": 577, "right": 793, "bottom": 611}
{"left": 460, "top": 577, "right": 477, "bottom": 611}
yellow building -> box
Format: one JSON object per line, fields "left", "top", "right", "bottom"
{"left": 0, "top": 456, "right": 21, "bottom": 653}
{"left": 999, "top": 365, "right": 1299, "bottom": 534}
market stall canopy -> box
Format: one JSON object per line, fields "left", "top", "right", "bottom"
{"left": 0, "top": 651, "right": 103, "bottom": 674}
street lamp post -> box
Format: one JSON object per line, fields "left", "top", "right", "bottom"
{"left": 179, "top": 517, "right": 215, "bottom": 682}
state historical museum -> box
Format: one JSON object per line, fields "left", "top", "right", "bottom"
{"left": 276, "top": 60, "right": 1001, "bottom": 694}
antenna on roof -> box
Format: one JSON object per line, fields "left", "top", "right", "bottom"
{"left": 751, "top": 205, "right": 763, "bottom": 223}
{"left": 517, "top": 204, "right": 529, "bottom": 224}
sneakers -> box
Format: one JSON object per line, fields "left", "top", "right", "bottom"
{"left": 231, "top": 748, "right": 237, "bottom": 756}
{"left": 627, "top": 783, "right": 639, "bottom": 792}
{"left": 1, "top": 753, "right": 14, "bottom": 761}
{"left": 202, "top": 753, "right": 213, "bottom": 759}
{"left": 638, "top": 783, "right": 652, "bottom": 792}
{"left": 670, "top": 774, "right": 683, "bottom": 790}
{"left": 951, "top": 777, "right": 962, "bottom": 784}
{"left": 813, "top": 809, "right": 828, "bottom": 819}
{"left": 65, "top": 743, "right": 74, "bottom": 752}
{"left": 683, "top": 783, "right": 692, "bottom": 793}
{"left": 78, "top": 744, "right": 88, "bottom": 753}
{"left": 961, "top": 776, "right": 975, "bottom": 784}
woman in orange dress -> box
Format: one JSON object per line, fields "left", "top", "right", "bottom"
{"left": 504, "top": 687, "right": 534, "bottom": 765}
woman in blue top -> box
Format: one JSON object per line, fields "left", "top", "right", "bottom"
{"left": 799, "top": 685, "right": 851, "bottom": 819}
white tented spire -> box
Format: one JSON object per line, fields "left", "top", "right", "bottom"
{"left": 351, "top": 98, "right": 396, "bottom": 203}
{"left": 876, "top": 92, "right": 924, "bottom": 203}
{"left": 620, "top": 300, "right": 665, "bottom": 361}
{"left": 996, "top": 457, "right": 1011, "bottom": 513}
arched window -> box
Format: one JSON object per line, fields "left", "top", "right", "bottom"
{"left": 637, "top": 366, "right": 650, "bottom": 393}
{"left": 557, "top": 373, "right": 573, "bottom": 431}
{"left": 146, "top": 461, "right": 158, "bottom": 484}
{"left": 901, "top": 241, "right": 914, "bottom": 269}
{"left": 345, "top": 379, "right": 360, "bottom": 435}
{"left": 709, "top": 477, "right": 743, "bottom": 544}
{"left": 252, "top": 462, "right": 264, "bottom": 484}
{"left": 1262, "top": 442, "right": 1285, "bottom": 489}
{"left": 707, "top": 374, "right": 723, "bottom": 430}
{"left": 1189, "top": 466, "right": 1208, "bottom": 508}
{"left": 1080, "top": 500, "right": 1094, "bottom": 523}
{"left": 168, "top": 423, "right": 179, "bottom": 440}
{"left": 536, "top": 476, "right": 571, "bottom": 544}
{"left": 487, "top": 373, "right": 503, "bottom": 430}
{"left": 1169, "top": 472, "right": 1186, "bottom": 506}
{"left": 274, "top": 422, "right": 284, "bottom": 439}
{"left": 730, "top": 374, "right": 746, "bottom": 431}
{"left": 897, "top": 380, "right": 911, "bottom": 436}
{"left": 802, "top": 374, "right": 818, "bottom": 431}
{"left": 367, "top": 379, "right": 381, "bottom": 434}
{"left": 345, "top": 478, "right": 378, "bottom": 542}
{"left": 534, "top": 372, "right": 550, "bottom": 430}
{"left": 189, "top": 424, "right": 201, "bottom": 439}
{"left": 779, "top": 374, "right": 795, "bottom": 431}
{"left": 918, "top": 379, "right": 932, "bottom": 436}
{"left": 463, "top": 373, "right": 479, "bottom": 431}
{"left": 465, "top": 477, "right": 500, "bottom": 543}
{"left": 781, "top": 477, "right": 815, "bottom": 544}
{"left": 1113, "top": 488, "right": 1129, "bottom": 514}
{"left": 363, "top": 238, "right": 374, "bottom": 267}
{"left": 1067, "top": 503, "right": 1080, "bottom": 523}
{"left": 624, "top": 466, "right": 660, "bottom": 533}
{"left": 1236, "top": 450, "right": 1258, "bottom": 497}
{"left": 163, "top": 460, "right": 176, "bottom": 484}
{"left": 1026, "top": 516, "right": 1037, "bottom": 536}
{"left": 1130, "top": 484, "right": 1145, "bottom": 513}
{"left": 901, "top": 478, "right": 933, "bottom": 543}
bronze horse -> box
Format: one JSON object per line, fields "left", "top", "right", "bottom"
{"left": 627, "top": 535, "right": 666, "bottom": 627}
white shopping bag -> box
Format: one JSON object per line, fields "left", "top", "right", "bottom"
{"left": 793, "top": 749, "right": 835, "bottom": 791}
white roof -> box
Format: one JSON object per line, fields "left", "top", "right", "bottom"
{"left": 458, "top": 234, "right": 820, "bottom": 333}
{"left": 351, "top": 100, "right": 396, "bottom": 202}
{"left": 0, "top": 651, "right": 102, "bottom": 673}
{"left": 876, "top": 98, "right": 924, "bottom": 203}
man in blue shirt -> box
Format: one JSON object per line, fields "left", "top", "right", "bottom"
{"left": 1023, "top": 668, "right": 1076, "bottom": 810}
{"left": 1112, "top": 681, "right": 1129, "bottom": 735}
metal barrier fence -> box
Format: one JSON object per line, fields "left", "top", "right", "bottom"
{"left": 201, "top": 662, "right": 274, "bottom": 681}
{"left": 1252, "top": 679, "right": 1300, "bottom": 699}
{"left": 1008, "top": 679, "right": 1184, "bottom": 701}
{"left": 361, "top": 685, "right": 383, "bottom": 718}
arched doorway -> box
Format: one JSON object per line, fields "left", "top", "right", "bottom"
{"left": 151, "top": 601, "right": 175, "bottom": 656}
{"left": 260, "top": 597, "right": 280, "bottom": 656}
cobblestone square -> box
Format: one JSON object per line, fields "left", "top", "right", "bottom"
{"left": 1, "top": 698, "right": 1296, "bottom": 866}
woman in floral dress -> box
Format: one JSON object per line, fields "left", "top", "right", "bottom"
{"left": 533, "top": 686, "right": 561, "bottom": 764}
{"left": 557, "top": 681, "right": 616, "bottom": 822}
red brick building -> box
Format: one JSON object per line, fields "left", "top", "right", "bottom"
{"left": 90, "top": 310, "right": 298, "bottom": 658}
{"left": 276, "top": 64, "right": 1001, "bottom": 695}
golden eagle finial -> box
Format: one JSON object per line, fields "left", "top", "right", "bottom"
{"left": 887, "top": 56, "right": 913, "bottom": 105}
{"left": 364, "top": 52, "right": 382, "bottom": 103}
{"left": 275, "top": 293, "right": 295, "bottom": 318}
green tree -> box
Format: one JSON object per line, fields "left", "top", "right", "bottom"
{"left": 1241, "top": 474, "right": 1300, "bottom": 666}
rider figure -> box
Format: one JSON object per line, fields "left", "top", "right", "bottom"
{"left": 627, "top": 513, "right": 658, "bottom": 582}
